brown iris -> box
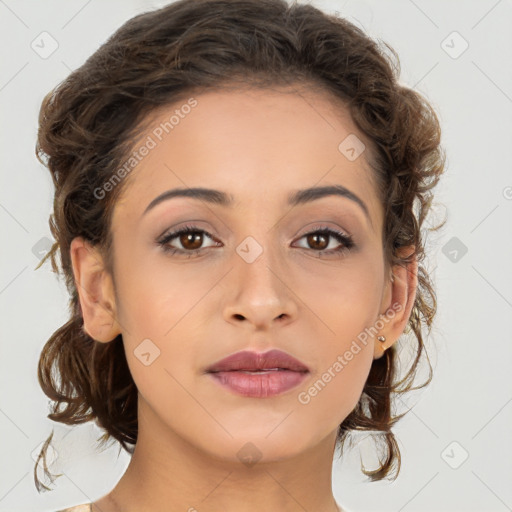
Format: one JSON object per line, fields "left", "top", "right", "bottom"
{"left": 180, "top": 231, "right": 203, "bottom": 250}
{"left": 307, "top": 233, "right": 329, "bottom": 250}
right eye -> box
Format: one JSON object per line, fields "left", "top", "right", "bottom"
{"left": 157, "top": 225, "right": 221, "bottom": 256}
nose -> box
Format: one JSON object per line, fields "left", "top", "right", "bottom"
{"left": 222, "top": 248, "right": 298, "bottom": 331}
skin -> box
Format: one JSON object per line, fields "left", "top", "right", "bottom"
{"left": 70, "top": 87, "right": 417, "bottom": 512}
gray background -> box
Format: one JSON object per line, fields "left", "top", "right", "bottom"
{"left": 1, "top": 0, "right": 511, "bottom": 511}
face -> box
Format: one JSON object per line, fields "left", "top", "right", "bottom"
{"left": 79, "top": 87, "right": 396, "bottom": 463}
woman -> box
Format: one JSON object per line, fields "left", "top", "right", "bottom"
{"left": 34, "top": 0, "right": 445, "bottom": 510}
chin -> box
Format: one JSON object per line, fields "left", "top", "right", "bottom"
{"left": 193, "top": 423, "right": 320, "bottom": 465}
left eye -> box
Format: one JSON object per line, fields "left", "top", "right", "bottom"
{"left": 293, "top": 228, "right": 353, "bottom": 253}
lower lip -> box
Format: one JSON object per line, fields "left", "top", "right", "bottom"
{"left": 207, "top": 370, "right": 309, "bottom": 398}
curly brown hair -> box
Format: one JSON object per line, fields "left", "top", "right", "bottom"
{"left": 33, "top": 0, "right": 445, "bottom": 492}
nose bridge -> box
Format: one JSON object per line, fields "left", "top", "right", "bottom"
{"left": 224, "top": 228, "right": 297, "bottom": 328}
{"left": 238, "top": 234, "right": 281, "bottom": 289}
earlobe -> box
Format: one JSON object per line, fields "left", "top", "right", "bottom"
{"left": 69, "top": 237, "right": 122, "bottom": 343}
{"left": 373, "top": 245, "right": 418, "bottom": 359}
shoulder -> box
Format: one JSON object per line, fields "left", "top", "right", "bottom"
{"left": 56, "top": 504, "right": 92, "bottom": 512}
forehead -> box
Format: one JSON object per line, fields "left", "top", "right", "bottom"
{"left": 112, "top": 87, "right": 382, "bottom": 227}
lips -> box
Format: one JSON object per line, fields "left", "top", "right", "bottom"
{"left": 205, "top": 349, "right": 310, "bottom": 373}
{"left": 205, "top": 349, "right": 310, "bottom": 398}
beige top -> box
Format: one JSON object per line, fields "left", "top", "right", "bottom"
{"left": 56, "top": 502, "right": 350, "bottom": 511}
{"left": 56, "top": 502, "right": 349, "bottom": 511}
{"left": 57, "top": 505, "right": 92, "bottom": 512}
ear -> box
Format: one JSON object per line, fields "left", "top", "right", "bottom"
{"left": 373, "top": 245, "right": 418, "bottom": 359}
{"left": 69, "top": 237, "right": 122, "bottom": 343}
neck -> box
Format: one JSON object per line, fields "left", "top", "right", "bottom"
{"left": 98, "top": 397, "right": 343, "bottom": 512}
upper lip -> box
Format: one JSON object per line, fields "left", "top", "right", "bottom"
{"left": 206, "top": 349, "right": 310, "bottom": 373}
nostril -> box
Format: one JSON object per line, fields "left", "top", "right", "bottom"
{"left": 233, "top": 314, "right": 245, "bottom": 320}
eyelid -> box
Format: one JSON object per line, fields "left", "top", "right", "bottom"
{"left": 294, "top": 221, "right": 353, "bottom": 241}
{"left": 157, "top": 224, "right": 219, "bottom": 245}
{"left": 296, "top": 223, "right": 351, "bottom": 236}
{"left": 293, "top": 225, "right": 354, "bottom": 249}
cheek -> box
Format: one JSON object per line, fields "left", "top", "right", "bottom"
{"left": 297, "top": 341, "right": 374, "bottom": 427}
{"left": 297, "top": 251, "right": 385, "bottom": 338}
{"left": 292, "top": 256, "right": 382, "bottom": 420}
{"left": 113, "top": 244, "right": 218, "bottom": 339}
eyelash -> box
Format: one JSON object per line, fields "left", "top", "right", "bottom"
{"left": 156, "top": 223, "right": 355, "bottom": 259}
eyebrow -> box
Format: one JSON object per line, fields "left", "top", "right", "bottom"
{"left": 142, "top": 185, "right": 371, "bottom": 223}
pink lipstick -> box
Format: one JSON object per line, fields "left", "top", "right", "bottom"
{"left": 205, "top": 349, "right": 310, "bottom": 398}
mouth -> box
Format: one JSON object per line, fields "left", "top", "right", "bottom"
{"left": 207, "top": 369, "right": 309, "bottom": 398}
{"left": 205, "top": 349, "right": 310, "bottom": 398}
